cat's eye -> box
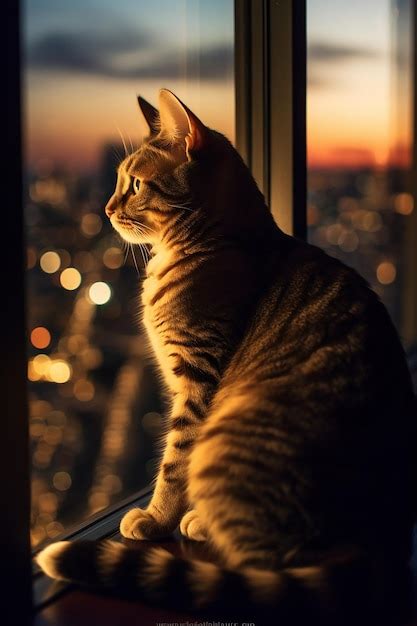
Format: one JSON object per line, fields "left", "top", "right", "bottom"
{"left": 132, "top": 177, "right": 141, "bottom": 195}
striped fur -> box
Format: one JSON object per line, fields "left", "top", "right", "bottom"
{"left": 36, "top": 539, "right": 410, "bottom": 623}
{"left": 37, "top": 90, "right": 417, "bottom": 622}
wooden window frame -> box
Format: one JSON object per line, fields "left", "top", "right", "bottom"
{"left": 5, "top": 2, "right": 32, "bottom": 625}
{"left": 235, "top": 0, "right": 307, "bottom": 238}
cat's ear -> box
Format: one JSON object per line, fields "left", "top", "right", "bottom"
{"left": 137, "top": 96, "right": 159, "bottom": 135}
{"left": 158, "top": 89, "right": 207, "bottom": 158}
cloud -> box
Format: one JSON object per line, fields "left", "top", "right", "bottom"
{"left": 29, "top": 29, "right": 150, "bottom": 73}
{"left": 28, "top": 29, "right": 233, "bottom": 81}
{"left": 117, "top": 45, "right": 234, "bottom": 80}
{"left": 308, "top": 41, "right": 383, "bottom": 90}
{"left": 31, "top": 31, "right": 381, "bottom": 88}
{"left": 308, "top": 41, "right": 381, "bottom": 64}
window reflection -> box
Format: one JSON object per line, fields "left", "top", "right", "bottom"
{"left": 24, "top": 0, "right": 235, "bottom": 548}
{"left": 307, "top": 0, "right": 416, "bottom": 388}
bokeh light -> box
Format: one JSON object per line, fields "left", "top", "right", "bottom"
{"left": 53, "top": 471, "right": 72, "bottom": 491}
{"left": 32, "top": 354, "right": 51, "bottom": 376}
{"left": 60, "top": 267, "right": 81, "bottom": 290}
{"left": 376, "top": 261, "right": 397, "bottom": 285}
{"left": 38, "top": 492, "right": 58, "bottom": 514}
{"left": 40, "top": 251, "right": 61, "bottom": 273}
{"left": 103, "top": 247, "right": 124, "bottom": 269}
{"left": 101, "top": 474, "right": 122, "bottom": 495}
{"left": 89, "top": 281, "right": 111, "bottom": 305}
{"left": 73, "top": 379, "right": 95, "bottom": 402}
{"left": 394, "top": 193, "right": 414, "bottom": 215}
{"left": 81, "top": 213, "right": 103, "bottom": 237}
{"left": 338, "top": 230, "right": 359, "bottom": 253}
{"left": 46, "top": 521, "right": 64, "bottom": 538}
{"left": 31, "top": 326, "right": 51, "bottom": 349}
{"left": 49, "top": 360, "right": 72, "bottom": 383}
{"left": 88, "top": 491, "right": 109, "bottom": 511}
{"left": 326, "top": 223, "right": 343, "bottom": 245}
{"left": 28, "top": 361, "right": 41, "bottom": 382}
{"left": 361, "top": 211, "right": 382, "bottom": 233}
{"left": 43, "top": 426, "right": 63, "bottom": 445}
{"left": 30, "top": 179, "right": 66, "bottom": 205}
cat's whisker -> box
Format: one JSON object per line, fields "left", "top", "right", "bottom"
{"left": 132, "top": 221, "right": 158, "bottom": 236}
{"left": 127, "top": 133, "right": 135, "bottom": 154}
{"left": 116, "top": 126, "right": 129, "bottom": 157}
{"left": 166, "top": 202, "right": 194, "bottom": 212}
{"left": 123, "top": 243, "right": 130, "bottom": 266}
{"left": 166, "top": 197, "right": 192, "bottom": 206}
{"left": 112, "top": 147, "right": 123, "bottom": 163}
{"left": 140, "top": 242, "right": 149, "bottom": 266}
{"left": 139, "top": 223, "right": 158, "bottom": 235}
{"left": 129, "top": 243, "right": 140, "bottom": 276}
{"left": 138, "top": 243, "right": 148, "bottom": 268}
{"left": 135, "top": 229, "right": 156, "bottom": 256}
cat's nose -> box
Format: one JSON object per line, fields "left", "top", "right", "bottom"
{"left": 105, "top": 195, "right": 117, "bottom": 218}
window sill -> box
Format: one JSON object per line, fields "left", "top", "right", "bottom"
{"left": 32, "top": 486, "right": 153, "bottom": 611}
{"left": 32, "top": 487, "right": 218, "bottom": 626}
{"left": 32, "top": 495, "right": 417, "bottom": 625}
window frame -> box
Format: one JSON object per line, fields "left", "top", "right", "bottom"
{"left": 5, "top": 1, "right": 32, "bottom": 624}
{"left": 406, "top": 0, "right": 417, "bottom": 347}
{"left": 235, "top": 0, "right": 307, "bottom": 238}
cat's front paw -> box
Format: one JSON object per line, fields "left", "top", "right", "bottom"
{"left": 120, "top": 508, "right": 170, "bottom": 540}
{"left": 180, "top": 510, "right": 207, "bottom": 542}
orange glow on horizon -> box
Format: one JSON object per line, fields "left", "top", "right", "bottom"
{"left": 25, "top": 77, "right": 235, "bottom": 172}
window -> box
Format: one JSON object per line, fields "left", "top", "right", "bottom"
{"left": 23, "top": 0, "right": 235, "bottom": 549}
{"left": 6, "top": 1, "right": 417, "bottom": 621}
{"left": 307, "top": 0, "right": 416, "bottom": 388}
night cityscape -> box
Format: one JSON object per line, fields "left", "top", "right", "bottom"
{"left": 308, "top": 166, "right": 416, "bottom": 353}
{"left": 26, "top": 147, "right": 164, "bottom": 547}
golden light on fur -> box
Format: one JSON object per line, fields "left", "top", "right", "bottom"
{"left": 97, "top": 540, "right": 127, "bottom": 584}
{"left": 36, "top": 541, "right": 71, "bottom": 580}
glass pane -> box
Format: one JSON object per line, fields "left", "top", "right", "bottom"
{"left": 23, "top": 0, "right": 235, "bottom": 548}
{"left": 307, "top": 0, "right": 416, "bottom": 389}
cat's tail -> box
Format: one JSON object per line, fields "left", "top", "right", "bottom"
{"left": 36, "top": 539, "right": 403, "bottom": 623}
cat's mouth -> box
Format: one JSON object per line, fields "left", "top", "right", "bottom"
{"left": 111, "top": 215, "right": 137, "bottom": 241}
{"left": 115, "top": 216, "right": 135, "bottom": 230}
{"left": 111, "top": 214, "right": 150, "bottom": 244}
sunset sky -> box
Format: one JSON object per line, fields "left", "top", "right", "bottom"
{"left": 23, "top": 0, "right": 412, "bottom": 171}
{"left": 307, "top": 0, "right": 412, "bottom": 168}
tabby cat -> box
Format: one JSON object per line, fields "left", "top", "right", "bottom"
{"left": 37, "top": 89, "right": 416, "bottom": 624}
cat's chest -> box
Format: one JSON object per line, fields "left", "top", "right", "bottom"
{"left": 141, "top": 248, "right": 184, "bottom": 391}
{"left": 141, "top": 246, "right": 177, "bottom": 310}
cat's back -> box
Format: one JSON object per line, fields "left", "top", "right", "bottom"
{"left": 208, "top": 237, "right": 416, "bottom": 544}
{"left": 225, "top": 236, "right": 414, "bottom": 412}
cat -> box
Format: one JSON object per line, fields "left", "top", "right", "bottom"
{"left": 37, "top": 89, "right": 417, "bottom": 624}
